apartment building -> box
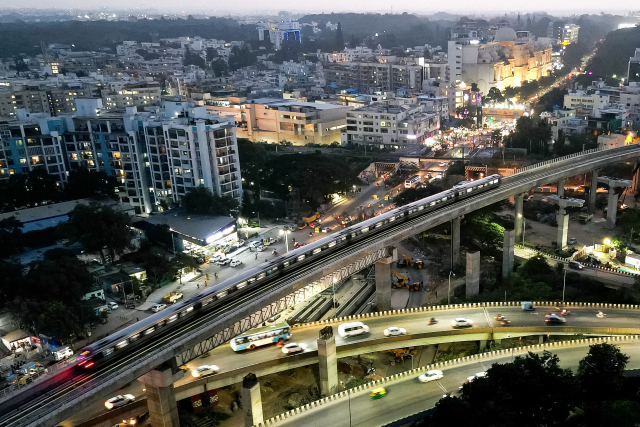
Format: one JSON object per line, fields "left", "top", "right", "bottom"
{"left": 206, "top": 97, "right": 350, "bottom": 145}
{"left": 563, "top": 90, "right": 610, "bottom": 116}
{"left": 629, "top": 48, "right": 640, "bottom": 84}
{"left": 324, "top": 61, "right": 423, "bottom": 93}
{"left": 0, "top": 99, "right": 242, "bottom": 214}
{"left": 101, "top": 83, "right": 162, "bottom": 110}
{"left": 0, "top": 81, "right": 101, "bottom": 117}
{"left": 342, "top": 102, "right": 438, "bottom": 147}
{"left": 257, "top": 21, "right": 301, "bottom": 49}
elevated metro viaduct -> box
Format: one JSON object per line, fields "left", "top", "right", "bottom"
{"left": 4, "top": 145, "right": 640, "bottom": 427}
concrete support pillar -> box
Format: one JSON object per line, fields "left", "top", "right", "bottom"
{"left": 589, "top": 170, "right": 599, "bottom": 214}
{"left": 557, "top": 209, "right": 569, "bottom": 249}
{"left": 317, "top": 328, "right": 338, "bottom": 397}
{"left": 494, "top": 339, "right": 502, "bottom": 346}
{"left": 375, "top": 249, "right": 396, "bottom": 312}
{"left": 241, "top": 374, "right": 263, "bottom": 427}
{"left": 538, "top": 335, "right": 545, "bottom": 344}
{"left": 607, "top": 187, "right": 618, "bottom": 230}
{"left": 514, "top": 193, "right": 525, "bottom": 244}
{"left": 451, "top": 216, "right": 461, "bottom": 269}
{"left": 465, "top": 251, "right": 480, "bottom": 297}
{"left": 502, "top": 229, "right": 515, "bottom": 281}
{"left": 139, "top": 366, "right": 182, "bottom": 427}
{"left": 557, "top": 178, "right": 566, "bottom": 198}
{"left": 478, "top": 340, "right": 487, "bottom": 351}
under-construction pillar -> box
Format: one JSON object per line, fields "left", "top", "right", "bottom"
{"left": 451, "top": 216, "right": 461, "bottom": 269}
{"left": 241, "top": 374, "right": 263, "bottom": 427}
{"left": 502, "top": 229, "right": 515, "bottom": 280}
{"left": 139, "top": 366, "right": 182, "bottom": 427}
{"left": 317, "top": 326, "right": 338, "bottom": 397}
{"left": 375, "top": 248, "right": 397, "bottom": 311}
{"left": 607, "top": 187, "right": 618, "bottom": 230}
{"left": 557, "top": 179, "right": 566, "bottom": 197}
{"left": 589, "top": 170, "right": 599, "bottom": 214}
{"left": 557, "top": 208, "right": 570, "bottom": 249}
{"left": 514, "top": 193, "right": 525, "bottom": 243}
{"left": 466, "top": 251, "right": 480, "bottom": 297}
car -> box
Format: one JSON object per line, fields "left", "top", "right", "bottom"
{"left": 369, "top": 387, "right": 386, "bottom": 400}
{"left": 467, "top": 372, "right": 487, "bottom": 383}
{"left": 105, "top": 394, "right": 135, "bottom": 410}
{"left": 451, "top": 318, "right": 473, "bottom": 328}
{"left": 283, "top": 225, "right": 295, "bottom": 231}
{"left": 568, "top": 237, "right": 578, "bottom": 245}
{"left": 418, "top": 370, "right": 444, "bottom": 383}
{"left": 216, "top": 258, "right": 230, "bottom": 266}
{"left": 230, "top": 259, "right": 242, "bottom": 267}
{"left": 309, "top": 221, "right": 318, "bottom": 228}
{"left": 237, "top": 240, "right": 246, "bottom": 246}
{"left": 438, "top": 162, "right": 446, "bottom": 166}
{"left": 266, "top": 313, "right": 281, "bottom": 323}
{"left": 321, "top": 227, "right": 331, "bottom": 233}
{"left": 257, "top": 244, "right": 267, "bottom": 252}
{"left": 568, "top": 261, "right": 583, "bottom": 270}
{"left": 151, "top": 303, "right": 166, "bottom": 313}
{"left": 282, "top": 343, "right": 304, "bottom": 354}
{"left": 383, "top": 327, "right": 407, "bottom": 337}
{"left": 249, "top": 241, "right": 262, "bottom": 248}
{"left": 190, "top": 365, "right": 220, "bottom": 378}
{"left": 545, "top": 314, "right": 567, "bottom": 324}
{"left": 209, "top": 254, "right": 225, "bottom": 263}
{"left": 224, "top": 246, "right": 238, "bottom": 254}
{"left": 107, "top": 302, "right": 118, "bottom": 310}
{"left": 294, "top": 243, "right": 306, "bottom": 249}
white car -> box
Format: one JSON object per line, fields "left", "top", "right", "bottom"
{"left": 257, "top": 245, "right": 267, "bottom": 252}
{"left": 216, "top": 258, "right": 230, "bottom": 266}
{"left": 321, "top": 227, "right": 331, "bottom": 233}
{"left": 190, "top": 365, "right": 220, "bottom": 378}
{"left": 104, "top": 394, "right": 135, "bottom": 410}
{"left": 151, "top": 303, "right": 166, "bottom": 313}
{"left": 451, "top": 318, "right": 473, "bottom": 328}
{"left": 383, "top": 327, "right": 407, "bottom": 337}
{"left": 230, "top": 259, "right": 242, "bottom": 267}
{"left": 418, "top": 370, "right": 444, "bottom": 383}
{"left": 108, "top": 302, "right": 118, "bottom": 310}
{"left": 467, "top": 372, "right": 487, "bottom": 383}
{"left": 209, "top": 255, "right": 224, "bottom": 263}
{"left": 282, "top": 343, "right": 304, "bottom": 354}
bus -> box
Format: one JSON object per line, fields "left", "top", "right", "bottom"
{"left": 229, "top": 323, "right": 292, "bottom": 351}
{"left": 404, "top": 175, "right": 421, "bottom": 188}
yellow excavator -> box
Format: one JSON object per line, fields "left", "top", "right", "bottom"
{"left": 396, "top": 250, "right": 423, "bottom": 269}
{"left": 391, "top": 270, "right": 421, "bottom": 291}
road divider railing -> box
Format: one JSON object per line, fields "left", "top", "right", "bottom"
{"left": 254, "top": 334, "right": 640, "bottom": 427}
{"left": 289, "top": 301, "right": 640, "bottom": 331}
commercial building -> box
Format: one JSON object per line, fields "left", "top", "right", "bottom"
{"left": 447, "top": 27, "right": 553, "bottom": 94}
{"left": 206, "top": 97, "right": 350, "bottom": 145}
{"left": 547, "top": 22, "right": 580, "bottom": 45}
{"left": 342, "top": 102, "right": 438, "bottom": 147}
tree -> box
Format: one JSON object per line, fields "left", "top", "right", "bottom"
{"left": 484, "top": 87, "right": 505, "bottom": 103}
{"left": 0, "top": 168, "right": 63, "bottom": 210}
{"left": 334, "top": 22, "right": 345, "bottom": 51}
{"left": 210, "top": 58, "right": 228, "bottom": 77}
{"left": 0, "top": 216, "right": 23, "bottom": 258}
{"left": 183, "top": 46, "right": 205, "bottom": 68}
{"left": 578, "top": 343, "right": 629, "bottom": 401}
{"left": 37, "top": 301, "right": 84, "bottom": 342}
{"left": 182, "top": 187, "right": 236, "bottom": 215}
{"left": 517, "top": 254, "right": 556, "bottom": 285}
{"left": 64, "top": 169, "right": 118, "bottom": 200}
{"left": 206, "top": 47, "right": 218, "bottom": 61}
{"left": 61, "top": 203, "right": 133, "bottom": 263}
{"left": 349, "top": 34, "right": 358, "bottom": 48}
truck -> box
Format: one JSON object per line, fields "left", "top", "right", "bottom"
{"left": 163, "top": 292, "right": 183, "bottom": 304}
{"left": 578, "top": 213, "right": 593, "bottom": 224}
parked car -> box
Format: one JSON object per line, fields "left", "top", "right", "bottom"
{"left": 237, "top": 240, "right": 246, "bottom": 246}
{"left": 216, "top": 258, "right": 230, "bottom": 266}
{"left": 257, "top": 245, "right": 267, "bottom": 252}
{"left": 282, "top": 343, "right": 304, "bottom": 354}
{"left": 209, "top": 254, "right": 224, "bottom": 263}
{"left": 383, "top": 327, "right": 406, "bottom": 337}
{"left": 568, "top": 237, "right": 577, "bottom": 245}
{"left": 418, "top": 370, "right": 444, "bottom": 383}
{"left": 151, "top": 303, "right": 166, "bottom": 313}
{"left": 224, "top": 246, "right": 238, "bottom": 254}
{"left": 107, "top": 302, "right": 118, "bottom": 310}
{"left": 105, "top": 394, "right": 135, "bottom": 410}
{"left": 230, "top": 259, "right": 242, "bottom": 267}
{"left": 190, "top": 365, "right": 219, "bottom": 378}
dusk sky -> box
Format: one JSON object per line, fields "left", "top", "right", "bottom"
{"left": 2, "top": 0, "right": 636, "bottom": 16}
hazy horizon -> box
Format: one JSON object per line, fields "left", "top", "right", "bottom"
{"left": 0, "top": 2, "right": 637, "bottom": 18}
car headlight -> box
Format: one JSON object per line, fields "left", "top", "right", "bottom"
{"left": 191, "top": 370, "right": 200, "bottom": 378}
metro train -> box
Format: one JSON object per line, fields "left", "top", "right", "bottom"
{"left": 76, "top": 174, "right": 502, "bottom": 369}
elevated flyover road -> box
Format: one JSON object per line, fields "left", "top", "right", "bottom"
{"left": 265, "top": 336, "right": 640, "bottom": 427}
{"left": 61, "top": 302, "right": 640, "bottom": 426}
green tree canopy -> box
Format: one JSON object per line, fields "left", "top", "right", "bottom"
{"left": 182, "top": 187, "right": 238, "bottom": 215}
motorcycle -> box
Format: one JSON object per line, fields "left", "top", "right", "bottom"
{"left": 561, "top": 309, "right": 571, "bottom": 316}
{"left": 429, "top": 318, "right": 439, "bottom": 325}
{"left": 495, "top": 314, "right": 505, "bottom": 321}
{"left": 500, "top": 319, "right": 512, "bottom": 326}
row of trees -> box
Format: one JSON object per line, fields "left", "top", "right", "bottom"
{"left": 420, "top": 343, "right": 638, "bottom": 427}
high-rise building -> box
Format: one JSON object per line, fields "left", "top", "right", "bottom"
{"left": 0, "top": 99, "right": 242, "bottom": 214}
{"left": 629, "top": 48, "right": 640, "bottom": 84}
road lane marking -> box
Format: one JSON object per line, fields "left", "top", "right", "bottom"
{"left": 483, "top": 307, "right": 492, "bottom": 327}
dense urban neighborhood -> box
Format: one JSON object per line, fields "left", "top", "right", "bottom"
{"left": 2, "top": 5, "right": 640, "bottom": 427}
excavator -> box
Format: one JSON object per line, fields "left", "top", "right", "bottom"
{"left": 396, "top": 250, "right": 423, "bottom": 270}
{"left": 391, "top": 270, "right": 421, "bottom": 291}
{"left": 381, "top": 347, "right": 418, "bottom": 361}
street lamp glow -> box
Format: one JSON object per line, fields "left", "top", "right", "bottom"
{"left": 603, "top": 238, "right": 611, "bottom": 245}
{"left": 517, "top": 213, "right": 523, "bottom": 218}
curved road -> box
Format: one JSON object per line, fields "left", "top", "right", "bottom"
{"left": 62, "top": 304, "right": 640, "bottom": 425}
{"left": 272, "top": 338, "right": 640, "bottom": 427}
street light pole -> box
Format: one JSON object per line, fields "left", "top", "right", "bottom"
{"left": 562, "top": 267, "right": 566, "bottom": 303}
{"left": 284, "top": 230, "right": 289, "bottom": 253}
{"left": 522, "top": 217, "right": 526, "bottom": 246}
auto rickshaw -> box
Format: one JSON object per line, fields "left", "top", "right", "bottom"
{"left": 369, "top": 387, "right": 387, "bottom": 400}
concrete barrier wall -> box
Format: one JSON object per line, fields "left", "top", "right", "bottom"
{"left": 254, "top": 334, "right": 640, "bottom": 426}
